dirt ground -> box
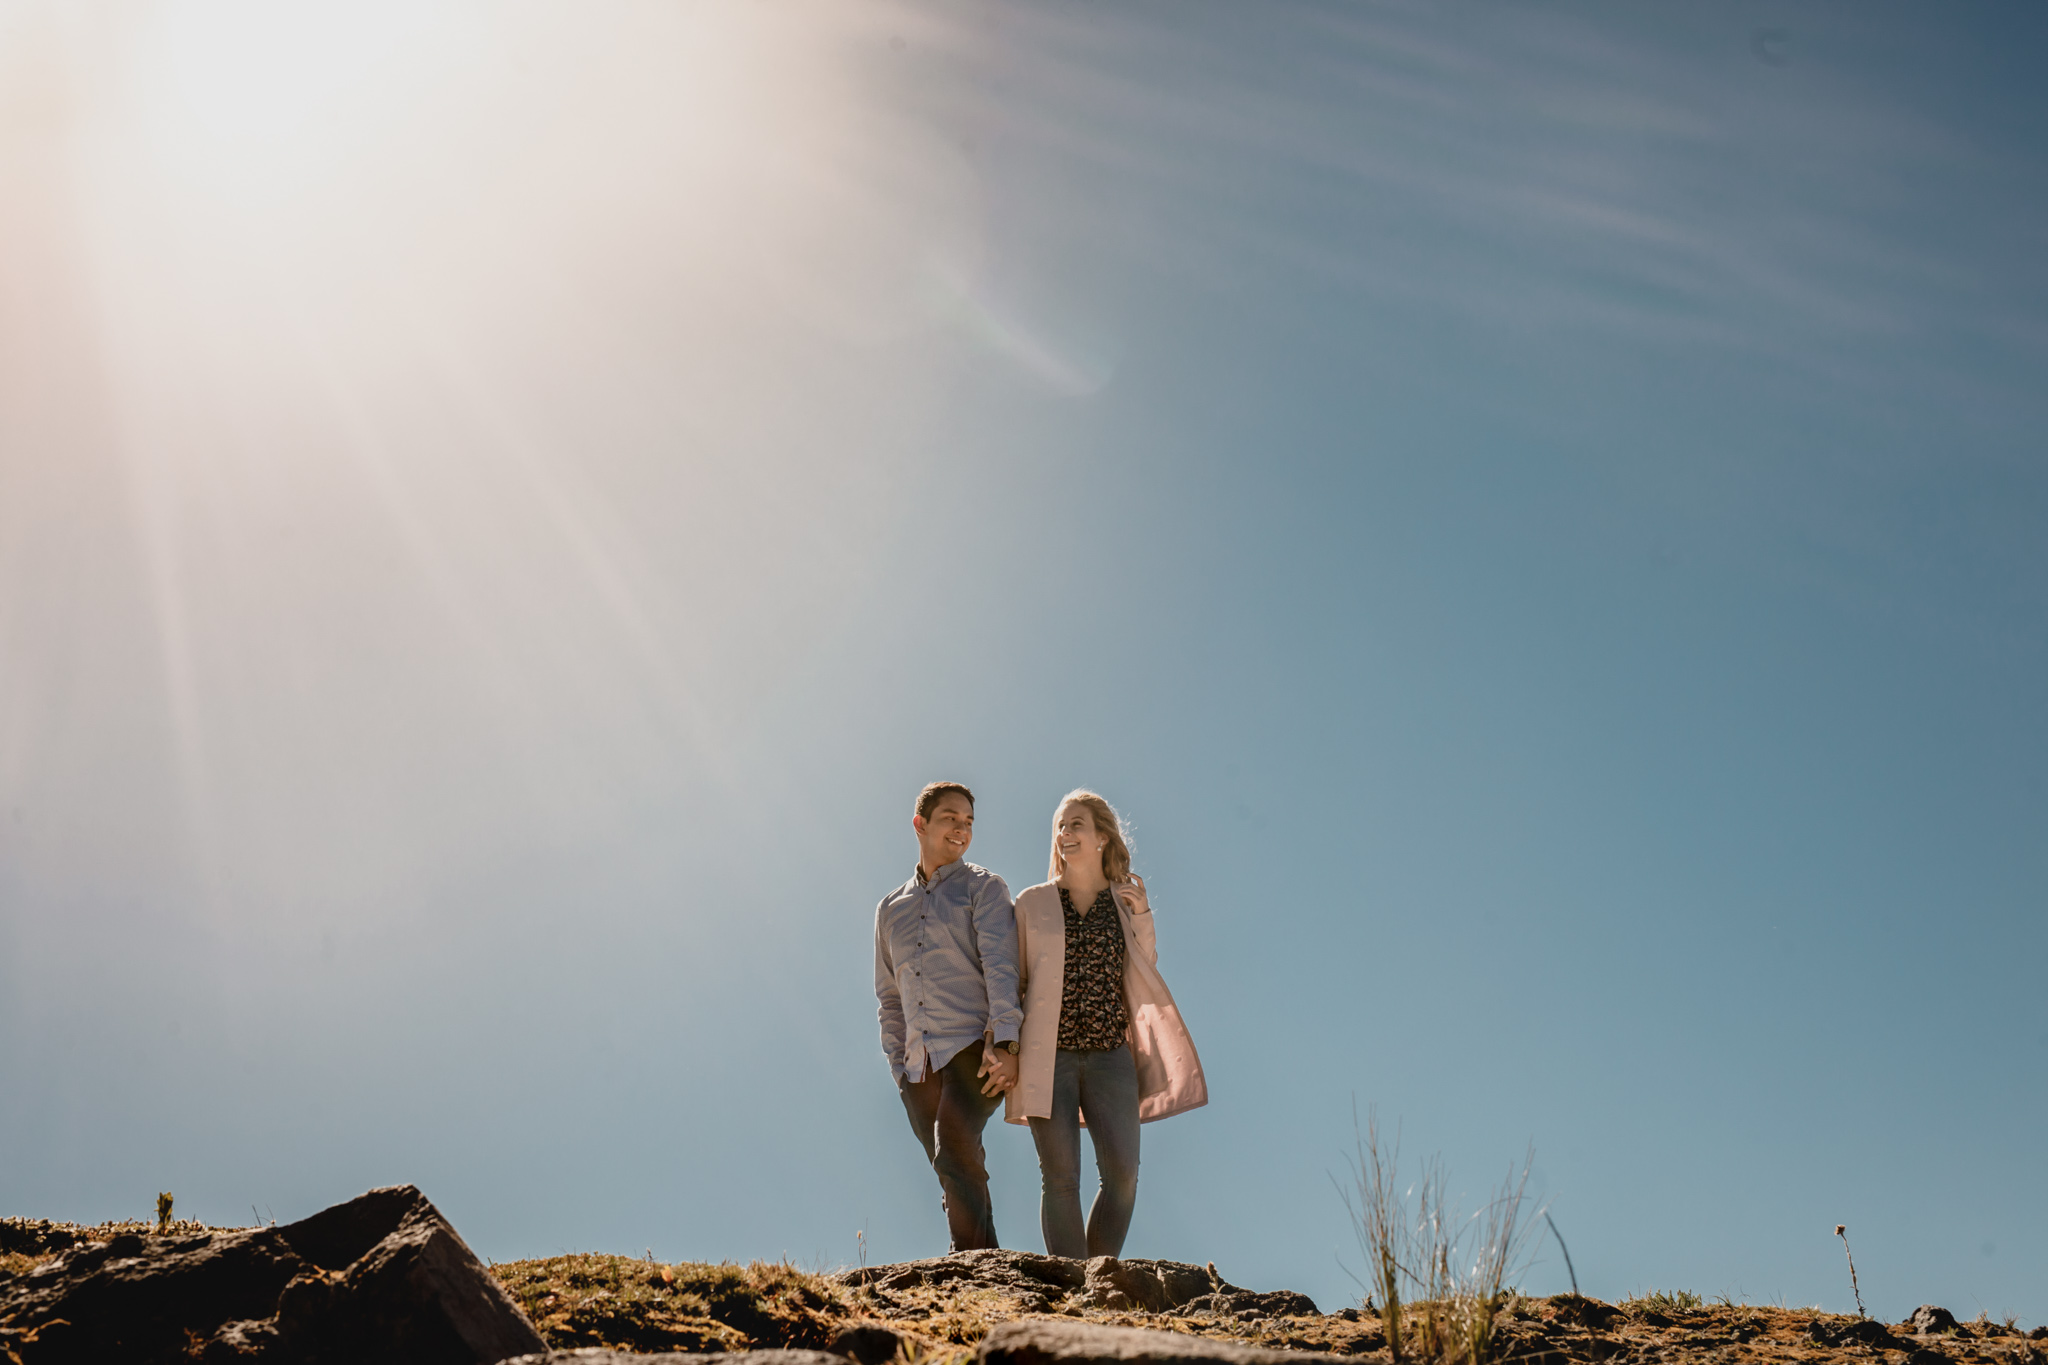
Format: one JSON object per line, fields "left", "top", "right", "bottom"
{"left": 6, "top": 1216, "right": 2043, "bottom": 1364}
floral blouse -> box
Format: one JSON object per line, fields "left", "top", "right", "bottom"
{"left": 1056, "top": 885, "right": 1130, "bottom": 1051}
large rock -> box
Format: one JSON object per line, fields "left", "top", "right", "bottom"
{"left": 236, "top": 1184, "right": 546, "bottom": 1363}
{"left": 0, "top": 1227, "right": 307, "bottom": 1363}
{"left": 977, "top": 1319, "right": 1347, "bottom": 1365}
{"left": 0, "top": 1184, "right": 544, "bottom": 1365}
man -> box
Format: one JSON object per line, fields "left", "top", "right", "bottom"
{"left": 874, "top": 781, "right": 1021, "bottom": 1251}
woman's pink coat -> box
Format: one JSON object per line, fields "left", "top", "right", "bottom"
{"left": 1003, "top": 878, "right": 1208, "bottom": 1126}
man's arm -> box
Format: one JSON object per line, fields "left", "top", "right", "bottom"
{"left": 975, "top": 883, "right": 1023, "bottom": 1096}
{"left": 874, "top": 899, "right": 908, "bottom": 1083}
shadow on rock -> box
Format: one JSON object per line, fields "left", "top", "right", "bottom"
{"left": 0, "top": 1184, "right": 543, "bottom": 1365}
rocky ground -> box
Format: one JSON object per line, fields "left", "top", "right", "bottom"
{"left": 7, "top": 1209, "right": 2045, "bottom": 1365}
{"left": 482, "top": 1246, "right": 2048, "bottom": 1365}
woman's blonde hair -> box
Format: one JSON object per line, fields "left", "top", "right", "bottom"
{"left": 1048, "top": 789, "right": 1134, "bottom": 884}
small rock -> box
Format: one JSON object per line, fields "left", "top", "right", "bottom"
{"left": 1908, "top": 1307, "right": 1961, "bottom": 1336}
{"left": 1081, "top": 1258, "right": 1172, "bottom": 1313}
{"left": 830, "top": 1322, "right": 905, "bottom": 1365}
{"left": 1809, "top": 1318, "right": 1903, "bottom": 1349}
{"left": 1550, "top": 1295, "right": 1622, "bottom": 1331}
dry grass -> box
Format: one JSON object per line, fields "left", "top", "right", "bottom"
{"left": 1338, "top": 1109, "right": 1535, "bottom": 1365}
{"left": 488, "top": 1255, "right": 850, "bottom": 1355}
{"left": 1341, "top": 1107, "right": 1409, "bottom": 1361}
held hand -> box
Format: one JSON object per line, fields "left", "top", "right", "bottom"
{"left": 979, "top": 1044, "right": 1020, "bottom": 1097}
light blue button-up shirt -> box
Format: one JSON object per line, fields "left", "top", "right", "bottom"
{"left": 874, "top": 859, "right": 1022, "bottom": 1084}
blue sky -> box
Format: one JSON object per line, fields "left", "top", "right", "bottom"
{"left": 1, "top": 0, "right": 2043, "bottom": 1326}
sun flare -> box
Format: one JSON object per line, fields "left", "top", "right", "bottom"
{"left": 0, "top": 0, "right": 990, "bottom": 925}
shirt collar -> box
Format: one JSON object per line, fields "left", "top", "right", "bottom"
{"left": 915, "top": 858, "right": 968, "bottom": 888}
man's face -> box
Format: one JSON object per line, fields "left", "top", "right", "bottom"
{"left": 913, "top": 793, "right": 974, "bottom": 872}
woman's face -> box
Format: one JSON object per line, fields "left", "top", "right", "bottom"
{"left": 1055, "top": 803, "right": 1107, "bottom": 874}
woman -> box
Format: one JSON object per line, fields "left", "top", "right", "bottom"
{"left": 1005, "top": 790, "right": 1207, "bottom": 1260}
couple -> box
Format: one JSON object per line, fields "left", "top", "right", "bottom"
{"left": 873, "top": 781, "right": 1206, "bottom": 1259}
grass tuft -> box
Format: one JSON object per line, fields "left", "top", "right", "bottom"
{"left": 1337, "top": 1106, "right": 1535, "bottom": 1365}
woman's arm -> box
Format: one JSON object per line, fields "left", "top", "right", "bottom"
{"left": 1117, "top": 875, "right": 1159, "bottom": 967}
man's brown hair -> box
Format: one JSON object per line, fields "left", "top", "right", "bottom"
{"left": 915, "top": 781, "right": 975, "bottom": 822}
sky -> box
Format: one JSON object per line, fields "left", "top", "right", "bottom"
{"left": 2, "top": 0, "right": 2044, "bottom": 1328}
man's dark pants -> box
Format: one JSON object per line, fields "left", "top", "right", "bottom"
{"left": 899, "top": 1042, "right": 1003, "bottom": 1251}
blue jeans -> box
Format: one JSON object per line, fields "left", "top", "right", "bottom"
{"left": 1029, "top": 1045, "right": 1141, "bottom": 1259}
{"left": 899, "top": 1043, "right": 1003, "bottom": 1251}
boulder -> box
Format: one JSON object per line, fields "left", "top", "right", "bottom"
{"left": 1908, "top": 1307, "right": 1961, "bottom": 1336}
{"left": 0, "top": 1184, "right": 543, "bottom": 1365}
{"left": 0, "top": 1227, "right": 309, "bottom": 1363}
{"left": 977, "top": 1318, "right": 1346, "bottom": 1365}
{"left": 251, "top": 1184, "right": 546, "bottom": 1363}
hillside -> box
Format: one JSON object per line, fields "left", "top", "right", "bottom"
{"left": 5, "top": 1214, "right": 2043, "bottom": 1365}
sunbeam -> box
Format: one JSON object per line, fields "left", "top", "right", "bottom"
{"left": 0, "top": 0, "right": 983, "bottom": 927}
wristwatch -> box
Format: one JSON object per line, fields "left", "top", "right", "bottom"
{"left": 997, "top": 1039, "right": 1019, "bottom": 1055}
